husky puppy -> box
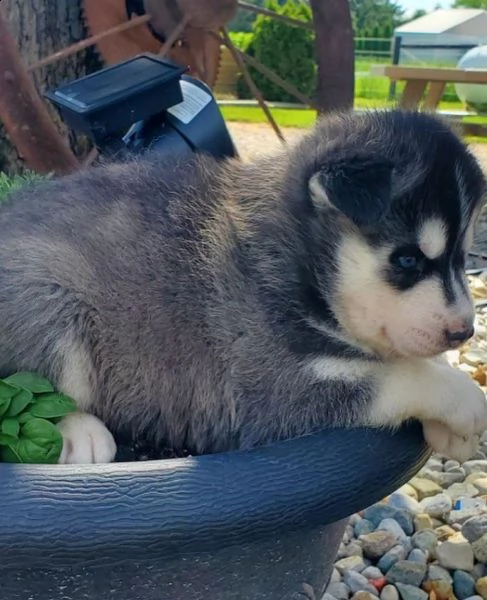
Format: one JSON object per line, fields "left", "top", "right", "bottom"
{"left": 0, "top": 109, "right": 486, "bottom": 464}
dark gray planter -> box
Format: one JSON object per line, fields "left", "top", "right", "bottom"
{"left": 0, "top": 421, "right": 430, "bottom": 600}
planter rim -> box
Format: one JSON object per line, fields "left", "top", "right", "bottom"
{"left": 0, "top": 422, "right": 430, "bottom": 570}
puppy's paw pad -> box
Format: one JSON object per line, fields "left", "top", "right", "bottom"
{"left": 57, "top": 413, "right": 117, "bottom": 464}
{"left": 423, "top": 420, "right": 479, "bottom": 463}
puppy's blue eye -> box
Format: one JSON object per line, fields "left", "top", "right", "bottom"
{"left": 397, "top": 255, "right": 418, "bottom": 269}
{"left": 391, "top": 247, "right": 425, "bottom": 272}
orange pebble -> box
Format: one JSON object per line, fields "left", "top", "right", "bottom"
{"left": 473, "top": 367, "right": 487, "bottom": 386}
{"left": 371, "top": 577, "right": 387, "bottom": 592}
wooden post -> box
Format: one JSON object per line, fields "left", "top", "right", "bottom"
{"left": 310, "top": 0, "right": 354, "bottom": 113}
{"left": 0, "top": 9, "right": 79, "bottom": 175}
{"left": 388, "top": 36, "right": 402, "bottom": 101}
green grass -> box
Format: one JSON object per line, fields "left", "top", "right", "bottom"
{"left": 0, "top": 172, "right": 41, "bottom": 200}
{"left": 220, "top": 105, "right": 317, "bottom": 128}
{"left": 220, "top": 101, "right": 487, "bottom": 124}
{"left": 354, "top": 97, "right": 471, "bottom": 112}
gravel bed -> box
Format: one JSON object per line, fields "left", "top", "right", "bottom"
{"left": 324, "top": 444, "right": 487, "bottom": 600}
{"left": 228, "top": 123, "right": 487, "bottom": 600}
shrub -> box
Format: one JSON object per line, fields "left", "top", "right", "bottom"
{"left": 228, "top": 31, "right": 254, "bottom": 53}
{"left": 236, "top": 0, "right": 316, "bottom": 103}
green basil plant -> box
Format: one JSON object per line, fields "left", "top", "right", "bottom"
{"left": 0, "top": 372, "right": 76, "bottom": 464}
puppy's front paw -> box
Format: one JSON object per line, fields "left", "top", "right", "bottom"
{"left": 435, "top": 366, "right": 487, "bottom": 449}
{"left": 371, "top": 358, "right": 487, "bottom": 462}
{"left": 57, "top": 412, "right": 117, "bottom": 464}
{"left": 423, "top": 420, "right": 480, "bottom": 463}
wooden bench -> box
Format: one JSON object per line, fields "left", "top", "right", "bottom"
{"left": 371, "top": 65, "right": 487, "bottom": 110}
{"left": 370, "top": 65, "right": 487, "bottom": 136}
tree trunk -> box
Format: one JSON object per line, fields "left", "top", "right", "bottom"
{"left": 0, "top": 11, "right": 79, "bottom": 175}
{"left": 0, "top": 0, "right": 101, "bottom": 175}
{"left": 310, "top": 0, "right": 355, "bottom": 114}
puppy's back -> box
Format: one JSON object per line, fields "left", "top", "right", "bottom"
{"left": 0, "top": 153, "right": 245, "bottom": 436}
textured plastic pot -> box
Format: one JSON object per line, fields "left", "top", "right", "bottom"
{"left": 0, "top": 421, "right": 430, "bottom": 600}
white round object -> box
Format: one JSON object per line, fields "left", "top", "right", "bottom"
{"left": 455, "top": 46, "right": 487, "bottom": 113}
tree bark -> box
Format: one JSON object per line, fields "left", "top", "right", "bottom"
{"left": 310, "top": 0, "right": 355, "bottom": 114}
{"left": 0, "top": 0, "right": 101, "bottom": 175}
{"left": 0, "top": 11, "right": 79, "bottom": 175}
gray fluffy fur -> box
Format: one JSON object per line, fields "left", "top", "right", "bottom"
{"left": 0, "top": 110, "right": 484, "bottom": 454}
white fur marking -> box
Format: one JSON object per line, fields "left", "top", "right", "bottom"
{"left": 308, "top": 173, "right": 329, "bottom": 206}
{"left": 418, "top": 219, "right": 448, "bottom": 260}
{"left": 463, "top": 204, "right": 483, "bottom": 251}
{"left": 464, "top": 220, "right": 475, "bottom": 252}
{"left": 451, "top": 272, "right": 475, "bottom": 325}
{"left": 57, "top": 341, "right": 94, "bottom": 411}
{"left": 309, "top": 356, "right": 376, "bottom": 382}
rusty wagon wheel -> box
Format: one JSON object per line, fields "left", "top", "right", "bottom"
{"left": 81, "top": 0, "right": 237, "bottom": 89}
{"left": 80, "top": 0, "right": 322, "bottom": 143}
{"left": 0, "top": 0, "right": 348, "bottom": 174}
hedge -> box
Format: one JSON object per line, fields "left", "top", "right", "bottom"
{"left": 236, "top": 0, "right": 316, "bottom": 103}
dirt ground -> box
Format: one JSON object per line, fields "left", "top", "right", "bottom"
{"left": 227, "top": 121, "right": 487, "bottom": 172}
{"left": 227, "top": 122, "right": 487, "bottom": 270}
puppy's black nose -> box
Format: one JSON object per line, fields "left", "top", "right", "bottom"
{"left": 446, "top": 326, "right": 474, "bottom": 346}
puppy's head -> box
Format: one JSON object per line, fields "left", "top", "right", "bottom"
{"left": 293, "top": 110, "right": 486, "bottom": 358}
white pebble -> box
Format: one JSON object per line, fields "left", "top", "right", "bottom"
{"left": 419, "top": 493, "right": 452, "bottom": 518}
{"left": 381, "top": 585, "right": 400, "bottom": 600}
{"left": 330, "top": 568, "right": 341, "bottom": 583}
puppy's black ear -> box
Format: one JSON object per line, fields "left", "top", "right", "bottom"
{"left": 309, "top": 155, "right": 394, "bottom": 226}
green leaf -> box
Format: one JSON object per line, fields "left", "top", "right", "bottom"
{"left": 17, "top": 411, "right": 36, "bottom": 424}
{"left": 4, "top": 438, "right": 61, "bottom": 464}
{"left": 4, "top": 372, "right": 54, "bottom": 394}
{"left": 21, "top": 418, "right": 61, "bottom": 443}
{"left": 0, "top": 380, "right": 21, "bottom": 399}
{"left": 29, "top": 393, "right": 77, "bottom": 419}
{"left": 0, "top": 432, "right": 18, "bottom": 446}
{"left": 5, "top": 389, "right": 34, "bottom": 417}
{"left": 1, "top": 418, "right": 19, "bottom": 438}
{"left": 0, "top": 397, "right": 11, "bottom": 419}
{"left": 0, "top": 445, "right": 22, "bottom": 463}
{"left": 3, "top": 418, "right": 64, "bottom": 464}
